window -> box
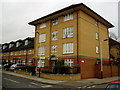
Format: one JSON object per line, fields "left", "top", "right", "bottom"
{"left": 52, "top": 31, "right": 58, "bottom": 40}
{"left": 10, "top": 60, "right": 12, "bottom": 63}
{"left": 28, "top": 59, "right": 32, "bottom": 65}
{"left": 3, "top": 53, "right": 5, "bottom": 56}
{"left": 19, "top": 51, "right": 21, "bottom": 55}
{"left": 39, "top": 34, "right": 46, "bottom": 43}
{"left": 64, "top": 13, "right": 73, "bottom": 21}
{"left": 96, "top": 46, "right": 99, "bottom": 54}
{"left": 16, "top": 42, "right": 19, "bottom": 47}
{"left": 15, "top": 52, "right": 17, "bottom": 56}
{"left": 24, "top": 50, "right": 26, "bottom": 55}
{"left": 40, "top": 22, "right": 46, "bottom": 28}
{"left": 52, "top": 18, "right": 58, "bottom": 25}
{"left": 28, "top": 50, "right": 32, "bottom": 54}
{"left": 95, "top": 22, "right": 98, "bottom": 26}
{"left": 3, "top": 45, "right": 7, "bottom": 49}
{"left": 38, "top": 46, "right": 45, "bottom": 55}
{"left": 63, "top": 27, "right": 73, "bottom": 38}
{"left": 22, "top": 59, "right": 26, "bottom": 65}
{"left": 96, "top": 32, "right": 99, "bottom": 40}
{"left": 63, "top": 43, "right": 73, "bottom": 54}
{"left": 38, "top": 60, "right": 45, "bottom": 67}
{"left": 25, "top": 40, "right": 28, "bottom": 45}
{"left": 10, "top": 52, "right": 13, "bottom": 56}
{"left": 64, "top": 59, "right": 73, "bottom": 67}
{"left": 9, "top": 44, "right": 13, "bottom": 48}
{"left": 52, "top": 45, "right": 57, "bottom": 53}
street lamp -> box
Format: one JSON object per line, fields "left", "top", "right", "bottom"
{"left": 35, "top": 31, "right": 41, "bottom": 75}
{"left": 100, "top": 39, "right": 108, "bottom": 79}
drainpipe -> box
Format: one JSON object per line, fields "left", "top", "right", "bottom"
{"left": 9, "top": 52, "right": 10, "bottom": 62}
{"left": 26, "top": 49, "right": 28, "bottom": 65}
{"left": 49, "top": 20, "right": 52, "bottom": 66}
{"left": 76, "top": 11, "right": 79, "bottom": 70}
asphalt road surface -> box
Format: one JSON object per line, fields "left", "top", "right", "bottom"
{"left": 2, "top": 73, "right": 64, "bottom": 89}
{"left": 2, "top": 73, "right": 108, "bottom": 90}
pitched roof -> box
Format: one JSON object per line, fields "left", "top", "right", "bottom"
{"left": 28, "top": 3, "right": 114, "bottom": 28}
{"left": 2, "top": 37, "right": 34, "bottom": 52}
{"left": 109, "top": 38, "right": 120, "bottom": 46}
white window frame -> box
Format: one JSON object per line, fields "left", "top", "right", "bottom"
{"left": 96, "top": 46, "right": 99, "bottom": 54}
{"left": 9, "top": 44, "right": 13, "bottom": 48}
{"left": 96, "top": 32, "right": 99, "bottom": 40}
{"left": 24, "top": 50, "right": 26, "bottom": 55}
{"left": 28, "top": 50, "right": 32, "bottom": 54}
{"left": 38, "top": 46, "right": 45, "bottom": 55}
{"left": 64, "top": 59, "right": 73, "bottom": 67}
{"left": 38, "top": 60, "right": 45, "bottom": 67}
{"left": 63, "top": 43, "right": 74, "bottom": 54}
{"left": 39, "top": 34, "right": 46, "bottom": 43}
{"left": 52, "top": 18, "right": 58, "bottom": 25}
{"left": 40, "top": 22, "right": 46, "bottom": 28}
{"left": 25, "top": 40, "right": 28, "bottom": 45}
{"left": 22, "top": 59, "right": 26, "bottom": 65}
{"left": 15, "top": 52, "right": 17, "bottom": 56}
{"left": 19, "top": 51, "right": 21, "bottom": 55}
{"left": 3, "top": 45, "right": 7, "bottom": 49}
{"left": 16, "top": 42, "right": 19, "bottom": 47}
{"left": 52, "top": 31, "right": 58, "bottom": 41}
{"left": 64, "top": 13, "right": 73, "bottom": 21}
{"left": 51, "top": 45, "right": 57, "bottom": 53}
{"left": 10, "top": 52, "right": 13, "bottom": 56}
{"left": 63, "top": 27, "right": 73, "bottom": 38}
{"left": 28, "top": 59, "right": 32, "bottom": 65}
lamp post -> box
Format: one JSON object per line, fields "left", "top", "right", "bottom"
{"left": 100, "top": 39, "right": 108, "bottom": 79}
{"left": 35, "top": 31, "right": 41, "bottom": 77}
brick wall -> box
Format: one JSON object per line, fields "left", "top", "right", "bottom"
{"left": 79, "top": 57, "right": 97, "bottom": 79}
{"left": 95, "top": 64, "right": 119, "bottom": 78}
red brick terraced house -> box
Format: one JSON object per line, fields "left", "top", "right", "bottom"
{"left": 2, "top": 37, "right": 35, "bottom": 65}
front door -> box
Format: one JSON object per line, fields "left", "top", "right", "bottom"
{"left": 51, "top": 60, "right": 56, "bottom": 71}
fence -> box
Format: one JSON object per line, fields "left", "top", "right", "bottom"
{"left": 40, "top": 66, "right": 80, "bottom": 74}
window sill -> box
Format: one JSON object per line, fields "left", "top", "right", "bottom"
{"left": 63, "top": 19, "right": 73, "bottom": 22}
{"left": 63, "top": 37, "right": 74, "bottom": 39}
{"left": 63, "top": 52, "right": 74, "bottom": 55}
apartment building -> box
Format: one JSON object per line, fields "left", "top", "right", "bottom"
{"left": 29, "top": 3, "right": 114, "bottom": 79}
{"left": 109, "top": 38, "right": 120, "bottom": 62}
{"left": 2, "top": 37, "right": 34, "bottom": 65}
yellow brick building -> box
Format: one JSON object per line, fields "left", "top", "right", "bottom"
{"left": 29, "top": 3, "right": 114, "bottom": 79}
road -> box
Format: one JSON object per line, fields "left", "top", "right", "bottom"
{"left": 2, "top": 73, "right": 64, "bottom": 89}
{"left": 2, "top": 73, "right": 108, "bottom": 90}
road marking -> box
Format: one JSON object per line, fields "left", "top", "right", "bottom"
{"left": 87, "top": 86, "right": 91, "bottom": 88}
{"left": 77, "top": 87, "right": 82, "bottom": 88}
{"left": 82, "top": 86, "right": 87, "bottom": 88}
{"left": 30, "top": 82, "right": 38, "bottom": 86}
{"left": 3, "top": 78, "right": 20, "bottom": 83}
{"left": 41, "top": 85, "right": 53, "bottom": 88}
{"left": 91, "top": 85, "right": 95, "bottom": 88}
{"left": 28, "top": 85, "right": 36, "bottom": 88}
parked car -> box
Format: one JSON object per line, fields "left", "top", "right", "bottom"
{"left": 3, "top": 63, "right": 14, "bottom": 71}
{"left": 10, "top": 64, "right": 27, "bottom": 71}
{"left": 106, "top": 80, "right": 120, "bottom": 90}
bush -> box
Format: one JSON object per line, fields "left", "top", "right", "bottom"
{"left": 41, "top": 70, "right": 52, "bottom": 74}
{"left": 53, "top": 66, "right": 70, "bottom": 74}
{"left": 52, "top": 60, "right": 70, "bottom": 74}
{"left": 26, "top": 65, "right": 36, "bottom": 75}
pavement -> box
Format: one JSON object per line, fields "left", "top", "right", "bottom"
{"left": 2, "top": 70, "right": 120, "bottom": 88}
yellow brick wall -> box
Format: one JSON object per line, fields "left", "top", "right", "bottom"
{"left": 35, "top": 10, "right": 110, "bottom": 59}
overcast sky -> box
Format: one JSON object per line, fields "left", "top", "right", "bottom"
{"left": 1, "top": 0, "right": 119, "bottom": 44}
